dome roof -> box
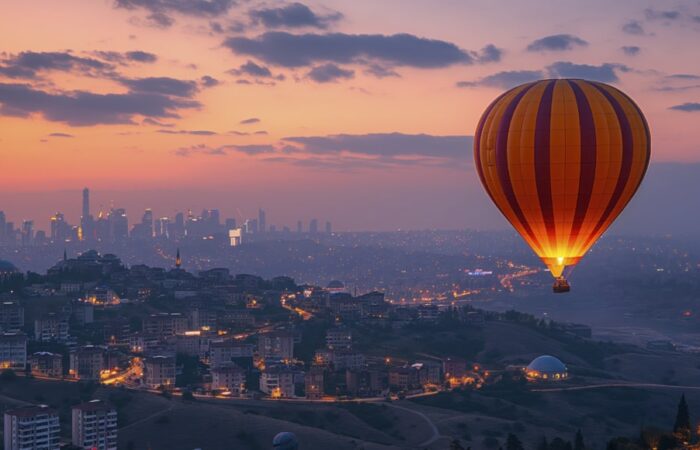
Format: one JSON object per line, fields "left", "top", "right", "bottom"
{"left": 527, "top": 355, "right": 567, "bottom": 374}
{"left": 0, "top": 260, "right": 18, "bottom": 273}
{"left": 273, "top": 432, "right": 299, "bottom": 450}
{"left": 327, "top": 280, "right": 345, "bottom": 289}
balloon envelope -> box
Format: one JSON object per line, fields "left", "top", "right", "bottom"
{"left": 474, "top": 79, "right": 650, "bottom": 278}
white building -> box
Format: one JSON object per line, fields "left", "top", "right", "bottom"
{"left": 4, "top": 405, "right": 60, "bottom": 450}
{"left": 34, "top": 314, "right": 69, "bottom": 342}
{"left": 29, "top": 352, "right": 62, "bottom": 378}
{"left": 143, "top": 355, "right": 176, "bottom": 389}
{"left": 72, "top": 400, "right": 117, "bottom": 450}
{"left": 211, "top": 365, "right": 246, "bottom": 395}
{"left": 209, "top": 341, "right": 254, "bottom": 368}
{"left": 69, "top": 346, "right": 105, "bottom": 381}
{"left": 0, "top": 332, "right": 27, "bottom": 370}
{"left": 325, "top": 327, "right": 352, "bottom": 349}
{"left": 259, "top": 367, "right": 300, "bottom": 398}
{"left": 258, "top": 331, "right": 294, "bottom": 360}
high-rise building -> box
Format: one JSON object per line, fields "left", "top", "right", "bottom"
{"left": 21, "top": 220, "right": 33, "bottom": 246}
{"left": 309, "top": 219, "right": 318, "bottom": 234}
{"left": 82, "top": 188, "right": 90, "bottom": 220}
{"left": 80, "top": 188, "right": 94, "bottom": 241}
{"left": 297, "top": 220, "right": 303, "bottom": 233}
{"left": 244, "top": 219, "right": 258, "bottom": 234}
{"left": 156, "top": 217, "right": 170, "bottom": 238}
{"left": 258, "top": 209, "right": 266, "bottom": 233}
{"left": 258, "top": 331, "right": 294, "bottom": 360}
{"left": 143, "top": 355, "right": 176, "bottom": 389}
{"left": 325, "top": 221, "right": 332, "bottom": 234}
{"left": 4, "top": 405, "right": 60, "bottom": 450}
{"left": 71, "top": 400, "right": 117, "bottom": 450}
{"left": 50, "top": 213, "right": 71, "bottom": 242}
{"left": 225, "top": 218, "right": 236, "bottom": 230}
{"left": 0, "top": 211, "right": 6, "bottom": 244}
{"left": 108, "top": 209, "right": 128, "bottom": 242}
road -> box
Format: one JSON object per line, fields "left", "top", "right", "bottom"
{"left": 385, "top": 402, "right": 444, "bottom": 447}
{"left": 533, "top": 382, "right": 700, "bottom": 392}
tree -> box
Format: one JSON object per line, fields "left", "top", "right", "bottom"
{"left": 506, "top": 433, "right": 524, "bottom": 450}
{"left": 673, "top": 394, "right": 691, "bottom": 443}
{"left": 574, "top": 429, "right": 585, "bottom": 450}
{"left": 537, "top": 437, "right": 549, "bottom": 450}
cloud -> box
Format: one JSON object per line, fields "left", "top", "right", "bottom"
{"left": 364, "top": 64, "right": 399, "bottom": 78}
{"left": 666, "top": 74, "right": 700, "bottom": 80}
{"left": 249, "top": 2, "right": 342, "bottom": 29}
{"left": 48, "top": 132, "right": 74, "bottom": 138}
{"left": 622, "top": 20, "right": 646, "bottom": 35}
{"left": 0, "top": 82, "right": 199, "bottom": 126}
{"left": 0, "top": 51, "right": 112, "bottom": 79}
{"left": 457, "top": 70, "right": 544, "bottom": 89}
{"left": 283, "top": 133, "right": 472, "bottom": 160}
{"left": 476, "top": 44, "right": 503, "bottom": 63}
{"left": 546, "top": 61, "right": 626, "bottom": 83}
{"left": 173, "top": 143, "right": 276, "bottom": 156}
{"left": 669, "top": 102, "right": 700, "bottom": 112}
{"left": 92, "top": 50, "right": 158, "bottom": 64}
{"left": 526, "top": 34, "right": 588, "bottom": 52}
{"left": 307, "top": 63, "right": 354, "bottom": 83}
{"left": 240, "top": 117, "right": 260, "bottom": 124}
{"left": 644, "top": 8, "right": 681, "bottom": 21}
{"left": 142, "top": 117, "right": 174, "bottom": 127}
{"left": 157, "top": 129, "right": 217, "bottom": 135}
{"left": 118, "top": 76, "right": 198, "bottom": 97}
{"left": 115, "top": 0, "right": 236, "bottom": 27}
{"left": 621, "top": 46, "right": 641, "bottom": 56}
{"left": 229, "top": 60, "right": 285, "bottom": 81}
{"left": 200, "top": 75, "right": 219, "bottom": 87}
{"left": 223, "top": 32, "right": 475, "bottom": 69}
{"left": 125, "top": 50, "right": 158, "bottom": 62}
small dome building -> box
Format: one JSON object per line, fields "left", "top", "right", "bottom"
{"left": 525, "top": 355, "right": 568, "bottom": 381}
{"left": 273, "top": 432, "right": 299, "bottom": 450}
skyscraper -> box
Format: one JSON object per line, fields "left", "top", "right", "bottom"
{"left": 297, "top": 220, "right": 303, "bottom": 233}
{"left": 80, "top": 188, "right": 94, "bottom": 241}
{"left": 21, "top": 221, "right": 33, "bottom": 246}
{"left": 309, "top": 219, "right": 318, "bottom": 234}
{"left": 258, "top": 209, "right": 266, "bottom": 233}
{"left": 325, "top": 221, "right": 332, "bottom": 234}
{"left": 82, "top": 188, "right": 90, "bottom": 220}
{"left": 0, "top": 211, "right": 5, "bottom": 244}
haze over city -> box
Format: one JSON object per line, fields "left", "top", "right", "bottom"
{"left": 1, "top": 1, "right": 700, "bottom": 233}
{"left": 2, "top": 2, "right": 700, "bottom": 450}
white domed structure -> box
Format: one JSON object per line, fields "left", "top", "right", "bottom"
{"left": 273, "top": 432, "right": 299, "bottom": 450}
{"left": 525, "top": 355, "right": 568, "bottom": 381}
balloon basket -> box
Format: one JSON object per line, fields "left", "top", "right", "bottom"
{"left": 552, "top": 277, "right": 571, "bottom": 293}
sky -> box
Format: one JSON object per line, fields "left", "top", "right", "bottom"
{"left": 1, "top": 0, "right": 699, "bottom": 234}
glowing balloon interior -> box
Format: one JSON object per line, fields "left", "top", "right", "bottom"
{"left": 474, "top": 79, "right": 650, "bottom": 292}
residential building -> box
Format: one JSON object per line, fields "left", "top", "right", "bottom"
{"left": 209, "top": 341, "right": 254, "bottom": 368}
{"left": 211, "top": 365, "right": 246, "bottom": 395}
{"left": 258, "top": 331, "right": 294, "bottom": 360}
{"left": 29, "top": 352, "right": 63, "bottom": 378}
{"left": 71, "top": 400, "right": 117, "bottom": 450}
{"left": 4, "top": 405, "right": 60, "bottom": 450}
{"left": 34, "top": 313, "right": 69, "bottom": 342}
{"left": 143, "top": 355, "right": 175, "bottom": 389}
{"left": 259, "top": 367, "right": 299, "bottom": 398}
{"left": 69, "top": 346, "right": 105, "bottom": 380}
{"left": 0, "top": 332, "right": 27, "bottom": 370}
{"left": 0, "top": 301, "right": 24, "bottom": 331}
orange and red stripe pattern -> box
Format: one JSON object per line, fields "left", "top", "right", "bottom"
{"left": 474, "top": 79, "right": 651, "bottom": 277}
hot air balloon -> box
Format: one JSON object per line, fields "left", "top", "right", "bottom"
{"left": 474, "top": 79, "right": 650, "bottom": 293}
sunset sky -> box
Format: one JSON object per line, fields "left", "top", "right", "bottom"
{"left": 1, "top": 0, "right": 699, "bottom": 233}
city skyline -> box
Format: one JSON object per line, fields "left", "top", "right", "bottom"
{"left": 0, "top": 187, "right": 333, "bottom": 242}
{"left": 1, "top": 1, "right": 699, "bottom": 233}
